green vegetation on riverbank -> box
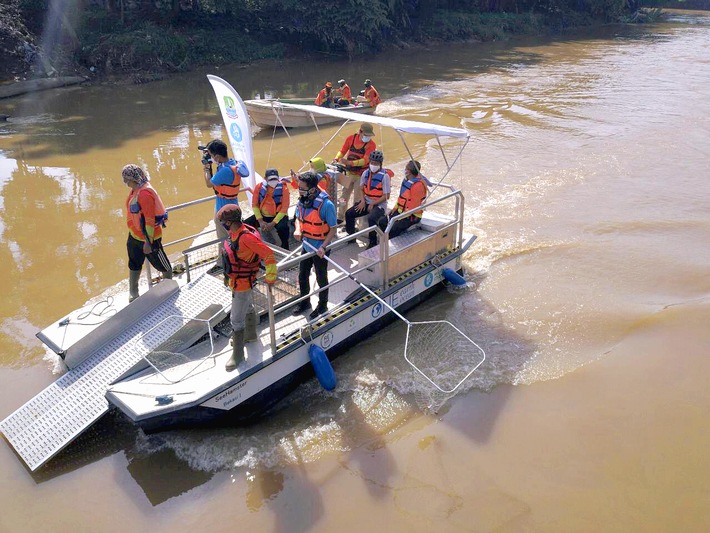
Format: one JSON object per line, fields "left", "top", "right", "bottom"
{"left": 1, "top": 0, "right": 661, "bottom": 83}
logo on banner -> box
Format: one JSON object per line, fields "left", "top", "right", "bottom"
{"left": 424, "top": 272, "right": 434, "bottom": 287}
{"left": 371, "top": 303, "right": 383, "bottom": 318}
{"left": 230, "top": 123, "right": 243, "bottom": 143}
{"left": 223, "top": 96, "right": 238, "bottom": 119}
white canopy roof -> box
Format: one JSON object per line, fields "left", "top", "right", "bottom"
{"left": 275, "top": 103, "right": 470, "bottom": 139}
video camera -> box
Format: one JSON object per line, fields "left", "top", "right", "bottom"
{"left": 198, "top": 145, "right": 212, "bottom": 165}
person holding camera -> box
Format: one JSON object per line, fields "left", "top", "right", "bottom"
{"left": 243, "top": 168, "right": 291, "bottom": 250}
{"left": 201, "top": 139, "right": 250, "bottom": 256}
{"left": 122, "top": 164, "right": 172, "bottom": 302}
{"left": 292, "top": 172, "right": 337, "bottom": 320}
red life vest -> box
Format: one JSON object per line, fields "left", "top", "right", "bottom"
{"left": 214, "top": 164, "right": 242, "bottom": 199}
{"left": 223, "top": 225, "right": 261, "bottom": 288}
{"left": 364, "top": 85, "right": 381, "bottom": 106}
{"left": 396, "top": 177, "right": 427, "bottom": 217}
{"left": 344, "top": 134, "right": 375, "bottom": 174}
{"left": 297, "top": 192, "right": 331, "bottom": 240}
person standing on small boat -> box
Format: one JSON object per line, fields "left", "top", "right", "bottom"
{"left": 243, "top": 168, "right": 291, "bottom": 250}
{"left": 217, "top": 204, "right": 277, "bottom": 371}
{"left": 122, "top": 164, "right": 172, "bottom": 302}
{"left": 335, "top": 79, "right": 352, "bottom": 107}
{"left": 377, "top": 160, "right": 430, "bottom": 241}
{"left": 292, "top": 172, "right": 338, "bottom": 320}
{"left": 315, "top": 81, "right": 335, "bottom": 108}
{"left": 363, "top": 79, "right": 381, "bottom": 107}
{"left": 202, "top": 139, "right": 250, "bottom": 260}
{"left": 344, "top": 150, "right": 391, "bottom": 249}
{"left": 332, "top": 122, "right": 377, "bottom": 221}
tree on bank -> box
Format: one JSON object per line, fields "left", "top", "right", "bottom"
{"left": 1, "top": 0, "right": 659, "bottom": 82}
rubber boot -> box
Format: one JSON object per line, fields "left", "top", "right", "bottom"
{"left": 244, "top": 310, "right": 257, "bottom": 342}
{"left": 128, "top": 270, "right": 141, "bottom": 302}
{"left": 226, "top": 330, "right": 245, "bottom": 371}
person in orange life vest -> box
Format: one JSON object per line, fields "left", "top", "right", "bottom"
{"left": 363, "top": 79, "right": 381, "bottom": 107}
{"left": 332, "top": 122, "right": 377, "bottom": 221}
{"left": 344, "top": 150, "right": 391, "bottom": 249}
{"left": 122, "top": 164, "right": 172, "bottom": 303}
{"left": 377, "top": 160, "right": 430, "bottom": 241}
{"left": 202, "top": 139, "right": 250, "bottom": 253}
{"left": 292, "top": 172, "right": 338, "bottom": 320}
{"left": 242, "top": 168, "right": 291, "bottom": 250}
{"left": 217, "top": 204, "right": 277, "bottom": 371}
{"left": 314, "top": 81, "right": 335, "bottom": 108}
{"left": 335, "top": 79, "right": 352, "bottom": 107}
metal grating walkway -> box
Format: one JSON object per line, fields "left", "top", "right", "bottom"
{"left": 0, "top": 275, "right": 231, "bottom": 471}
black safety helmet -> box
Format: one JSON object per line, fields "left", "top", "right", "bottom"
{"left": 338, "top": 79, "right": 346, "bottom": 87}
{"left": 364, "top": 79, "right": 372, "bottom": 87}
{"left": 369, "top": 150, "right": 384, "bottom": 164}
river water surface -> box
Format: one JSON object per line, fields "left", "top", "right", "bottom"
{"left": 0, "top": 12, "right": 709, "bottom": 532}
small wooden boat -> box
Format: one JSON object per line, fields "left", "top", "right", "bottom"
{"left": 245, "top": 97, "right": 376, "bottom": 129}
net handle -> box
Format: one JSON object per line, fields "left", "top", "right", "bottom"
{"left": 301, "top": 241, "right": 410, "bottom": 325}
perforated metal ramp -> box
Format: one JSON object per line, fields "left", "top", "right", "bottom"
{"left": 0, "top": 275, "right": 231, "bottom": 471}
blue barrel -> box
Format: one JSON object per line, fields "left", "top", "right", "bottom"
{"left": 309, "top": 344, "right": 337, "bottom": 391}
{"left": 442, "top": 267, "right": 467, "bottom": 286}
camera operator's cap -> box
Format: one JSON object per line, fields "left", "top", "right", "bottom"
{"left": 265, "top": 168, "right": 279, "bottom": 179}
{"left": 216, "top": 204, "right": 242, "bottom": 224}
{"left": 325, "top": 81, "right": 333, "bottom": 88}
{"left": 360, "top": 122, "right": 375, "bottom": 136}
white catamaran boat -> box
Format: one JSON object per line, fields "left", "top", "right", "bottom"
{"left": 0, "top": 87, "right": 485, "bottom": 473}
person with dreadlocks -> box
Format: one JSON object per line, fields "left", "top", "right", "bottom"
{"left": 217, "top": 204, "right": 277, "bottom": 371}
{"left": 122, "top": 164, "right": 172, "bottom": 302}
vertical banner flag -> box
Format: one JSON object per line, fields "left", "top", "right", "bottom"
{"left": 207, "top": 75, "right": 256, "bottom": 203}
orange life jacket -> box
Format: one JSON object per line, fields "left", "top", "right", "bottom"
{"left": 396, "top": 176, "right": 428, "bottom": 218}
{"left": 126, "top": 185, "right": 168, "bottom": 241}
{"left": 213, "top": 164, "right": 242, "bottom": 199}
{"left": 223, "top": 225, "right": 262, "bottom": 289}
{"left": 364, "top": 85, "right": 381, "bottom": 106}
{"left": 338, "top": 84, "right": 352, "bottom": 103}
{"left": 315, "top": 88, "right": 332, "bottom": 106}
{"left": 363, "top": 168, "right": 388, "bottom": 203}
{"left": 297, "top": 192, "right": 331, "bottom": 240}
